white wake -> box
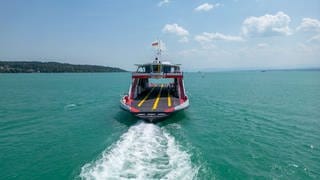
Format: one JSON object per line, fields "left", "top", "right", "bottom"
{"left": 80, "top": 122, "right": 198, "bottom": 180}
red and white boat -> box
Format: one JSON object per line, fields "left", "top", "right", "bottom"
{"left": 120, "top": 42, "right": 189, "bottom": 122}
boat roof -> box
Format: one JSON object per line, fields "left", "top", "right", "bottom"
{"left": 135, "top": 61, "right": 181, "bottom": 67}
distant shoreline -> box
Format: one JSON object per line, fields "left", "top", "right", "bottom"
{"left": 0, "top": 61, "right": 127, "bottom": 73}
{"left": 186, "top": 67, "right": 320, "bottom": 73}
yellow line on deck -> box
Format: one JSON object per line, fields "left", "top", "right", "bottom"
{"left": 137, "top": 87, "right": 155, "bottom": 107}
{"left": 168, "top": 91, "right": 172, "bottom": 107}
{"left": 152, "top": 84, "right": 163, "bottom": 110}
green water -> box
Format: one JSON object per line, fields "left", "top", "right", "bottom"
{"left": 0, "top": 71, "right": 319, "bottom": 179}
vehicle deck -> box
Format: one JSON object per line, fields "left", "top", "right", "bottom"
{"left": 131, "top": 85, "right": 180, "bottom": 112}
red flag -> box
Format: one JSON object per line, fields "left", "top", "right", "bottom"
{"left": 152, "top": 42, "right": 159, "bottom": 46}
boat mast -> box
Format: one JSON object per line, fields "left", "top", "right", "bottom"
{"left": 157, "top": 40, "right": 161, "bottom": 58}
{"left": 154, "top": 39, "right": 162, "bottom": 63}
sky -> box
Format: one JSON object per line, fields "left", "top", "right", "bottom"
{"left": 0, "top": 0, "right": 320, "bottom": 71}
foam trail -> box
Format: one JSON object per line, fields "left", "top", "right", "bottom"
{"left": 80, "top": 121, "right": 198, "bottom": 179}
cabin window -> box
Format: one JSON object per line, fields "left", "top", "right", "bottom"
{"left": 145, "top": 66, "right": 151, "bottom": 73}
{"left": 137, "top": 66, "right": 145, "bottom": 72}
{"left": 152, "top": 65, "right": 160, "bottom": 73}
{"left": 163, "top": 65, "right": 171, "bottom": 73}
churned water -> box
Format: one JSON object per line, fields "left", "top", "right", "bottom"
{"left": 80, "top": 121, "right": 198, "bottom": 179}
{"left": 0, "top": 71, "right": 319, "bottom": 179}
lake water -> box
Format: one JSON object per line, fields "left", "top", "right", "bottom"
{"left": 0, "top": 71, "right": 319, "bottom": 179}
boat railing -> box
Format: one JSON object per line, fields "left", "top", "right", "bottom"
{"left": 132, "top": 71, "right": 183, "bottom": 78}
{"left": 133, "top": 70, "right": 182, "bottom": 74}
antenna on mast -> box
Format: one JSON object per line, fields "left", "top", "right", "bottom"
{"left": 152, "top": 39, "right": 162, "bottom": 63}
{"left": 158, "top": 40, "right": 162, "bottom": 56}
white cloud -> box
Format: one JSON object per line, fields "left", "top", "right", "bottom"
{"left": 308, "top": 34, "right": 320, "bottom": 43}
{"left": 158, "top": 0, "right": 170, "bottom": 7}
{"left": 194, "top": 33, "right": 212, "bottom": 43}
{"left": 257, "top": 43, "right": 269, "bottom": 48}
{"left": 162, "top": 24, "right": 189, "bottom": 36}
{"left": 195, "top": 32, "right": 243, "bottom": 43}
{"left": 178, "top": 48, "right": 202, "bottom": 57}
{"left": 179, "top": 37, "right": 189, "bottom": 43}
{"left": 194, "top": 3, "right": 220, "bottom": 12}
{"left": 242, "top": 11, "right": 292, "bottom": 37}
{"left": 296, "top": 43, "right": 320, "bottom": 56}
{"left": 297, "top": 18, "right": 320, "bottom": 32}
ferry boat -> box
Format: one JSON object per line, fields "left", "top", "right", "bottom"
{"left": 120, "top": 41, "right": 189, "bottom": 122}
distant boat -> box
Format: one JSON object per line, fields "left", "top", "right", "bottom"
{"left": 120, "top": 41, "right": 189, "bottom": 122}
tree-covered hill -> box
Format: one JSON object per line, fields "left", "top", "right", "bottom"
{"left": 0, "top": 61, "right": 126, "bottom": 73}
